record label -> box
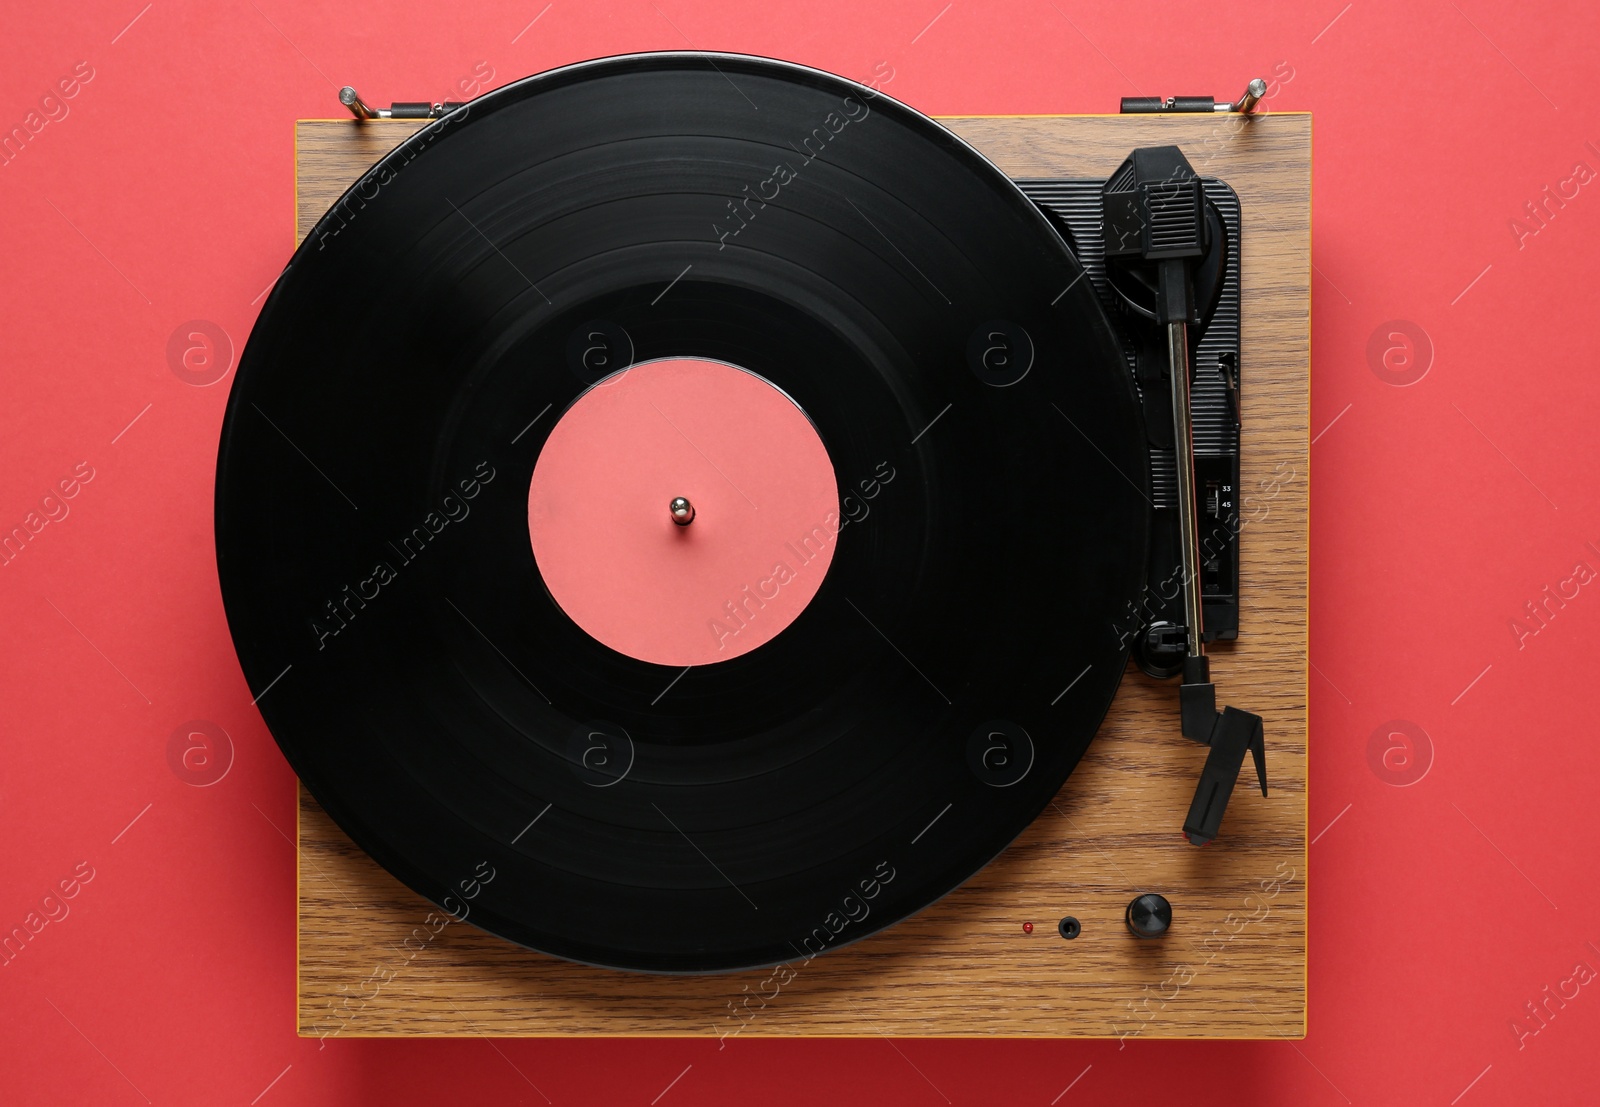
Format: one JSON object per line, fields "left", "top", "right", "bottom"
{"left": 527, "top": 357, "right": 839, "bottom": 666}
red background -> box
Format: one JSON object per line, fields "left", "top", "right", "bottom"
{"left": 2, "top": 1, "right": 1596, "bottom": 1104}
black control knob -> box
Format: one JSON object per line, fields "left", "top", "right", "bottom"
{"left": 1125, "top": 893, "right": 1172, "bottom": 938}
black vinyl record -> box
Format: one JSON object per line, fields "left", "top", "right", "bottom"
{"left": 216, "top": 53, "right": 1148, "bottom": 972}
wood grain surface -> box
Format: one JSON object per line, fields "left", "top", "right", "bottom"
{"left": 291, "top": 112, "right": 1310, "bottom": 1039}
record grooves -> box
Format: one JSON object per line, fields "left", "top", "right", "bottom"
{"left": 217, "top": 53, "right": 1148, "bottom": 972}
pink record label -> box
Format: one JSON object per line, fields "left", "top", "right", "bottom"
{"left": 528, "top": 358, "right": 840, "bottom": 666}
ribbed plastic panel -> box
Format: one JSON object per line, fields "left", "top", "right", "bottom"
{"left": 1015, "top": 178, "right": 1241, "bottom": 510}
{"left": 1145, "top": 181, "right": 1204, "bottom": 252}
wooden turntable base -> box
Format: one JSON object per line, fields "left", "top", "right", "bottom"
{"left": 292, "top": 110, "right": 1310, "bottom": 1039}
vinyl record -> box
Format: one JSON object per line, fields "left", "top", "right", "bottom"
{"left": 216, "top": 52, "right": 1148, "bottom": 972}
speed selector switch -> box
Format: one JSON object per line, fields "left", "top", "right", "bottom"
{"left": 1125, "top": 893, "right": 1172, "bottom": 938}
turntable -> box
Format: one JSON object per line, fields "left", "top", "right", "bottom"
{"left": 215, "top": 53, "right": 1310, "bottom": 1038}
